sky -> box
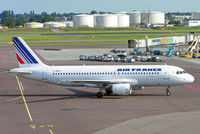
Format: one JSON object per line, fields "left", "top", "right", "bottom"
{"left": 1, "top": 0, "right": 200, "bottom": 14}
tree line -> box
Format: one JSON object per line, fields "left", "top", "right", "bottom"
{"left": 0, "top": 10, "right": 110, "bottom": 28}
{"left": 0, "top": 10, "right": 78, "bottom": 27}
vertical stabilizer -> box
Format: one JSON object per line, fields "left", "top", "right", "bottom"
{"left": 12, "top": 37, "right": 45, "bottom": 68}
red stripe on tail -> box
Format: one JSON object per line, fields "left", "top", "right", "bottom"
{"left": 16, "top": 53, "right": 25, "bottom": 64}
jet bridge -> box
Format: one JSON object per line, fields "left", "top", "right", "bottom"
{"left": 128, "top": 35, "right": 194, "bottom": 48}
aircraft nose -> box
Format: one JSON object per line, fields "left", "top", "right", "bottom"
{"left": 187, "top": 74, "right": 195, "bottom": 83}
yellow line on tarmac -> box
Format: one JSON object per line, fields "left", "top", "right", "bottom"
{"left": 1, "top": 72, "right": 55, "bottom": 133}
{"left": 49, "top": 129, "right": 54, "bottom": 134}
{"left": 3, "top": 96, "right": 22, "bottom": 102}
{"left": 15, "top": 75, "right": 33, "bottom": 122}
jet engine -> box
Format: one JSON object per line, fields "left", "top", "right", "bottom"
{"left": 112, "top": 83, "right": 132, "bottom": 95}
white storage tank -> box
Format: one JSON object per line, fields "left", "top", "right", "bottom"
{"left": 44, "top": 22, "right": 52, "bottom": 27}
{"left": 24, "top": 22, "right": 44, "bottom": 28}
{"left": 141, "top": 13, "right": 149, "bottom": 24}
{"left": 92, "top": 14, "right": 100, "bottom": 27}
{"left": 73, "top": 14, "right": 94, "bottom": 27}
{"left": 192, "top": 11, "right": 200, "bottom": 20}
{"left": 62, "top": 21, "right": 73, "bottom": 28}
{"left": 141, "top": 11, "right": 165, "bottom": 24}
{"left": 44, "top": 22, "right": 66, "bottom": 28}
{"left": 127, "top": 11, "right": 141, "bottom": 26}
{"left": 149, "top": 11, "right": 165, "bottom": 24}
{"left": 116, "top": 14, "right": 129, "bottom": 27}
{"left": 95, "top": 14, "right": 118, "bottom": 27}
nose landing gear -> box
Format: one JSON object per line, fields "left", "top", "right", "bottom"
{"left": 166, "top": 86, "right": 171, "bottom": 96}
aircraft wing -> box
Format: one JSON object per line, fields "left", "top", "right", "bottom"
{"left": 63, "top": 79, "right": 139, "bottom": 85}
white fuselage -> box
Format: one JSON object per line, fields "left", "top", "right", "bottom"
{"left": 11, "top": 64, "right": 195, "bottom": 88}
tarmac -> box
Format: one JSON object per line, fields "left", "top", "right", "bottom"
{"left": 0, "top": 44, "right": 200, "bottom": 134}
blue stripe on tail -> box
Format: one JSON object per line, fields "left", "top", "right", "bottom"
{"left": 13, "top": 39, "right": 32, "bottom": 63}
{"left": 12, "top": 37, "right": 38, "bottom": 64}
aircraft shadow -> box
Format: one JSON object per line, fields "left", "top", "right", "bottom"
{"left": 131, "top": 94, "right": 166, "bottom": 96}
{"left": 0, "top": 89, "right": 166, "bottom": 104}
{"left": 21, "top": 88, "right": 96, "bottom": 103}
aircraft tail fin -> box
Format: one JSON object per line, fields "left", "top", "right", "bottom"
{"left": 12, "top": 37, "right": 45, "bottom": 68}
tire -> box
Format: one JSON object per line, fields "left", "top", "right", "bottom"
{"left": 166, "top": 91, "right": 171, "bottom": 96}
{"left": 96, "top": 92, "right": 103, "bottom": 98}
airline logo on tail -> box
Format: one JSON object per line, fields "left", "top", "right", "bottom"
{"left": 12, "top": 37, "right": 38, "bottom": 64}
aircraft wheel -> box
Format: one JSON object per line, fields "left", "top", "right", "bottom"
{"left": 166, "top": 91, "right": 171, "bottom": 96}
{"left": 166, "top": 86, "right": 171, "bottom": 96}
{"left": 96, "top": 92, "right": 104, "bottom": 98}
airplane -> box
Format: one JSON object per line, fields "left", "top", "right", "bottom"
{"left": 10, "top": 37, "right": 195, "bottom": 98}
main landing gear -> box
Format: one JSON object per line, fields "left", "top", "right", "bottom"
{"left": 96, "top": 91, "right": 104, "bottom": 98}
{"left": 166, "top": 86, "right": 171, "bottom": 96}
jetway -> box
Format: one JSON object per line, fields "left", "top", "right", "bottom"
{"left": 128, "top": 35, "right": 195, "bottom": 48}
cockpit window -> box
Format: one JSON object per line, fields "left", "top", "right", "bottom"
{"left": 176, "top": 71, "right": 186, "bottom": 74}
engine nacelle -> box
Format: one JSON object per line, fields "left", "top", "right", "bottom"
{"left": 133, "top": 86, "right": 144, "bottom": 90}
{"left": 112, "top": 83, "right": 132, "bottom": 95}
